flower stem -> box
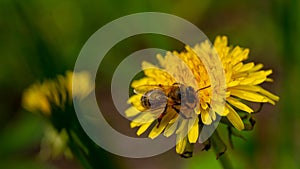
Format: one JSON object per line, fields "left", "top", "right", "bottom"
{"left": 217, "top": 152, "right": 233, "bottom": 169}
{"left": 211, "top": 128, "right": 233, "bottom": 169}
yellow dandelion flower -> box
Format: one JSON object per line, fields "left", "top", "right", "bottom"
{"left": 126, "top": 35, "right": 279, "bottom": 157}
{"left": 22, "top": 71, "right": 93, "bottom": 159}
{"left": 39, "top": 125, "right": 73, "bottom": 159}
{"left": 22, "top": 77, "right": 68, "bottom": 116}
{"left": 22, "top": 82, "right": 52, "bottom": 116}
{"left": 22, "top": 71, "right": 93, "bottom": 116}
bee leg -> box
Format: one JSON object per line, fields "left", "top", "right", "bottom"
{"left": 172, "top": 82, "right": 180, "bottom": 85}
{"left": 157, "top": 112, "right": 166, "bottom": 128}
{"left": 157, "top": 115, "right": 162, "bottom": 128}
{"left": 157, "top": 107, "right": 167, "bottom": 128}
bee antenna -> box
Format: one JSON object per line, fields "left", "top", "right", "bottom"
{"left": 196, "top": 85, "right": 211, "bottom": 93}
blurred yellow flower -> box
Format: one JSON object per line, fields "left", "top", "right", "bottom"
{"left": 65, "top": 71, "right": 94, "bottom": 101}
{"left": 126, "top": 36, "right": 279, "bottom": 156}
{"left": 22, "top": 71, "right": 93, "bottom": 159}
{"left": 39, "top": 125, "right": 73, "bottom": 159}
{"left": 22, "top": 82, "right": 52, "bottom": 116}
{"left": 22, "top": 71, "right": 93, "bottom": 116}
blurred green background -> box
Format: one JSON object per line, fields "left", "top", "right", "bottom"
{"left": 0, "top": 0, "right": 298, "bottom": 168}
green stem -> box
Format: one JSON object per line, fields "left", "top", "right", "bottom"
{"left": 211, "top": 129, "right": 233, "bottom": 169}
{"left": 217, "top": 152, "right": 233, "bottom": 169}
{"left": 66, "top": 129, "right": 92, "bottom": 169}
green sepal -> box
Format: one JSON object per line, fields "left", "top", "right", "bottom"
{"left": 211, "top": 129, "right": 227, "bottom": 159}
{"left": 180, "top": 141, "right": 194, "bottom": 158}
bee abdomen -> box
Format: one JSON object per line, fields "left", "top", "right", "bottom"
{"left": 141, "top": 95, "right": 151, "bottom": 108}
{"left": 141, "top": 89, "right": 167, "bottom": 110}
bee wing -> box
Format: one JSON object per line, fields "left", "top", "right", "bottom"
{"left": 144, "top": 106, "right": 166, "bottom": 115}
{"left": 132, "top": 106, "right": 166, "bottom": 123}
{"left": 133, "top": 85, "right": 170, "bottom": 94}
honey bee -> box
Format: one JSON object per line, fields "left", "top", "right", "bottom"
{"left": 134, "top": 83, "right": 210, "bottom": 126}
